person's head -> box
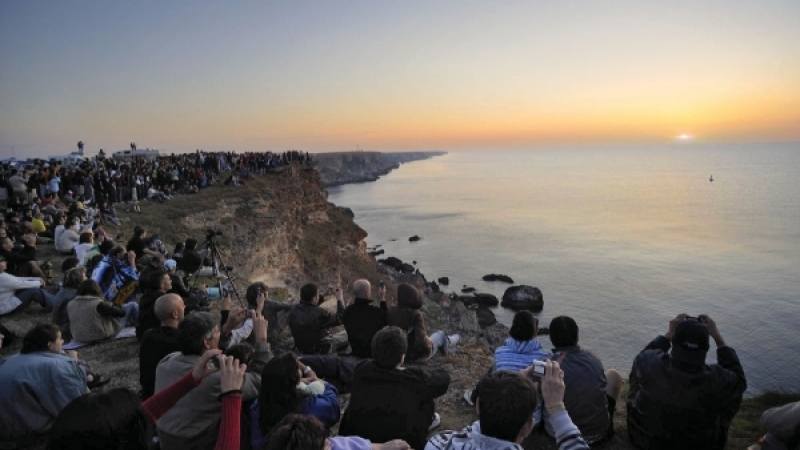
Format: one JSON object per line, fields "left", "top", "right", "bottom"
{"left": 163, "top": 259, "right": 177, "bottom": 273}
{"left": 475, "top": 371, "right": 539, "bottom": 444}
{"left": 76, "top": 279, "right": 104, "bottom": 298}
{"left": 48, "top": 388, "right": 148, "bottom": 450}
{"left": 0, "top": 228, "right": 6, "bottom": 239}
{"left": 57, "top": 215, "right": 66, "bottom": 225}
{"left": 61, "top": 256, "right": 80, "bottom": 273}
{"left": 63, "top": 266, "right": 87, "bottom": 289}
{"left": 225, "top": 342, "right": 253, "bottom": 366}
{"left": 259, "top": 352, "right": 305, "bottom": 432}
{"left": 154, "top": 294, "right": 185, "bottom": 325}
{"left": 372, "top": 326, "right": 407, "bottom": 369}
{"left": 246, "top": 282, "right": 268, "bottom": 309}
{"left": 300, "top": 283, "right": 318, "bottom": 304}
{"left": 185, "top": 237, "right": 198, "bottom": 251}
{"left": 98, "top": 240, "right": 114, "bottom": 255}
{"left": 0, "top": 255, "right": 6, "bottom": 273}
{"left": 352, "top": 279, "right": 371, "bottom": 299}
{"left": 549, "top": 315, "right": 579, "bottom": 348}
{"left": 133, "top": 226, "right": 146, "bottom": 238}
{"left": 78, "top": 231, "right": 93, "bottom": 244}
{"left": 173, "top": 242, "right": 184, "bottom": 253}
{"left": 670, "top": 318, "right": 710, "bottom": 367}
{"left": 397, "top": 283, "right": 423, "bottom": 309}
{"left": 263, "top": 414, "right": 327, "bottom": 450}
{"left": 0, "top": 237, "right": 12, "bottom": 252}
{"left": 177, "top": 312, "right": 219, "bottom": 355}
{"left": 147, "top": 270, "right": 171, "bottom": 292}
{"left": 509, "top": 311, "right": 538, "bottom": 342}
{"left": 21, "top": 323, "right": 63, "bottom": 354}
{"left": 109, "top": 245, "right": 126, "bottom": 260}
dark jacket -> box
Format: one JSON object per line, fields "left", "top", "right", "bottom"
{"left": 136, "top": 290, "right": 166, "bottom": 340}
{"left": 543, "top": 346, "right": 611, "bottom": 443}
{"left": 342, "top": 298, "right": 387, "bottom": 358}
{"left": 626, "top": 335, "right": 747, "bottom": 450}
{"left": 287, "top": 300, "right": 344, "bottom": 354}
{"left": 180, "top": 249, "right": 208, "bottom": 274}
{"left": 0, "top": 245, "right": 36, "bottom": 275}
{"left": 339, "top": 360, "right": 450, "bottom": 450}
{"left": 386, "top": 306, "right": 431, "bottom": 362}
{"left": 139, "top": 326, "right": 180, "bottom": 400}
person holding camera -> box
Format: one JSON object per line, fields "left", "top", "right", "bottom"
{"left": 627, "top": 314, "right": 747, "bottom": 450}
{"left": 288, "top": 283, "right": 348, "bottom": 355}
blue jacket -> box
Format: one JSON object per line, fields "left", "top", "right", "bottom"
{"left": 250, "top": 382, "right": 340, "bottom": 448}
{"left": 91, "top": 255, "right": 139, "bottom": 302}
{"left": 0, "top": 352, "right": 87, "bottom": 440}
{"left": 493, "top": 338, "right": 550, "bottom": 423}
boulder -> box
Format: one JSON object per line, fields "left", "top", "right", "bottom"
{"left": 475, "top": 307, "right": 497, "bottom": 328}
{"left": 482, "top": 273, "right": 514, "bottom": 284}
{"left": 399, "top": 263, "right": 415, "bottom": 274}
{"left": 461, "top": 287, "right": 476, "bottom": 293}
{"left": 409, "top": 235, "right": 421, "bottom": 242}
{"left": 501, "top": 285, "right": 544, "bottom": 311}
{"left": 379, "top": 257, "right": 404, "bottom": 270}
{"left": 482, "top": 323, "right": 509, "bottom": 347}
{"left": 472, "top": 293, "right": 499, "bottom": 307}
{"left": 438, "top": 277, "right": 450, "bottom": 285}
{"left": 448, "top": 301, "right": 480, "bottom": 334}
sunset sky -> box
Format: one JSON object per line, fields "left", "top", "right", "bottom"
{"left": 1, "top": 1, "right": 799, "bottom": 156}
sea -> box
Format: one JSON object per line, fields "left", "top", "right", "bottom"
{"left": 326, "top": 142, "right": 800, "bottom": 396}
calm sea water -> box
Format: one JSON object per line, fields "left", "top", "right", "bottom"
{"left": 327, "top": 143, "right": 800, "bottom": 395}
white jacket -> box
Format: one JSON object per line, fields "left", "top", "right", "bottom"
{"left": 56, "top": 227, "right": 80, "bottom": 254}
{"left": 0, "top": 272, "right": 41, "bottom": 315}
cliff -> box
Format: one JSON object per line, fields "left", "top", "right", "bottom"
{"left": 313, "top": 151, "right": 446, "bottom": 186}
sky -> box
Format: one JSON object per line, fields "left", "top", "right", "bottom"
{"left": 1, "top": 1, "right": 800, "bottom": 157}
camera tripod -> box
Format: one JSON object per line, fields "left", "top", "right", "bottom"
{"left": 189, "top": 234, "right": 245, "bottom": 307}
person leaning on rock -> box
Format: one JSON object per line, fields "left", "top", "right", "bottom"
{"left": 627, "top": 313, "right": 747, "bottom": 450}
{"left": 288, "top": 283, "right": 349, "bottom": 355}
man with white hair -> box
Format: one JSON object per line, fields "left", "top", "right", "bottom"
{"left": 138, "top": 293, "right": 184, "bottom": 399}
{"left": 342, "top": 279, "right": 387, "bottom": 358}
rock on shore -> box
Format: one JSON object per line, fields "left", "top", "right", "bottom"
{"left": 501, "top": 285, "right": 544, "bottom": 311}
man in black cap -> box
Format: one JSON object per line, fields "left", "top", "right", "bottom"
{"left": 627, "top": 313, "right": 747, "bottom": 450}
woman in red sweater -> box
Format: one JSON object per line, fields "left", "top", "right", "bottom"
{"left": 47, "top": 349, "right": 246, "bottom": 450}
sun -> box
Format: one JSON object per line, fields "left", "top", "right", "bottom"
{"left": 676, "top": 134, "right": 694, "bottom": 141}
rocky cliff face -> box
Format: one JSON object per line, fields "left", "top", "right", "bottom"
{"left": 314, "top": 151, "right": 446, "bottom": 187}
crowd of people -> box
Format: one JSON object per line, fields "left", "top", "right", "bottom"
{"left": 0, "top": 151, "right": 797, "bottom": 450}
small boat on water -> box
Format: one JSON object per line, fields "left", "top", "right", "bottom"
{"left": 709, "top": 175, "right": 714, "bottom": 182}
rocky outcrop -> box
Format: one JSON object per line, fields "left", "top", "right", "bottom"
{"left": 315, "top": 151, "right": 446, "bottom": 187}
{"left": 501, "top": 285, "right": 544, "bottom": 311}
{"left": 472, "top": 293, "right": 499, "bottom": 307}
{"left": 438, "top": 277, "right": 449, "bottom": 285}
{"left": 482, "top": 274, "right": 514, "bottom": 283}
{"left": 409, "top": 235, "right": 421, "bottom": 242}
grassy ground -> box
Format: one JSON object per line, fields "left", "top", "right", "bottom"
{"left": 2, "top": 172, "right": 797, "bottom": 450}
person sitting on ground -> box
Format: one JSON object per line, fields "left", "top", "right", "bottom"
{"left": 137, "top": 270, "right": 173, "bottom": 340}
{"left": 543, "top": 316, "right": 622, "bottom": 446}
{"left": 464, "top": 310, "right": 551, "bottom": 425}
{"left": 139, "top": 293, "right": 185, "bottom": 400}
{"left": 91, "top": 245, "right": 139, "bottom": 304}
{"left": 342, "top": 279, "right": 387, "bottom": 358}
{"left": 340, "top": 326, "right": 451, "bottom": 450}
{"left": 287, "top": 283, "right": 348, "bottom": 354}
{"left": 52, "top": 266, "right": 87, "bottom": 342}
{"left": 73, "top": 231, "right": 94, "bottom": 266}
{"left": 627, "top": 314, "right": 747, "bottom": 450}
{"left": 155, "top": 311, "right": 271, "bottom": 450}
{"left": 252, "top": 352, "right": 341, "bottom": 448}
{"left": 31, "top": 212, "right": 51, "bottom": 238}
{"left": 0, "top": 255, "right": 55, "bottom": 317}
{"left": 266, "top": 414, "right": 411, "bottom": 450}
{"left": 179, "top": 237, "right": 212, "bottom": 276}
{"left": 67, "top": 279, "right": 139, "bottom": 343}
{"left": 386, "top": 283, "right": 460, "bottom": 362}
{"left": 426, "top": 361, "right": 590, "bottom": 450}
{"left": 0, "top": 324, "right": 87, "bottom": 444}
{"left": 0, "top": 234, "right": 47, "bottom": 278}
{"left": 55, "top": 220, "right": 80, "bottom": 254}
{"left": 127, "top": 226, "right": 159, "bottom": 261}
{"left": 751, "top": 401, "right": 800, "bottom": 450}
{"left": 223, "top": 282, "right": 293, "bottom": 348}
{"left": 49, "top": 350, "right": 248, "bottom": 450}
{"left": 84, "top": 239, "right": 113, "bottom": 273}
